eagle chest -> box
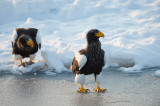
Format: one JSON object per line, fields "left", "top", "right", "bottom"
{"left": 82, "top": 51, "right": 104, "bottom": 71}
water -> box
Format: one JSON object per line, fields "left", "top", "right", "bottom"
{"left": 0, "top": 67, "right": 160, "bottom": 106}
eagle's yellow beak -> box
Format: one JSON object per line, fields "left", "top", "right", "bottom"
{"left": 27, "top": 40, "right": 34, "bottom": 47}
{"left": 96, "top": 32, "right": 104, "bottom": 38}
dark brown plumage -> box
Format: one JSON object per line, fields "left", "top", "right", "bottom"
{"left": 72, "top": 29, "right": 105, "bottom": 75}
{"left": 71, "top": 29, "right": 106, "bottom": 93}
{"left": 12, "top": 28, "right": 41, "bottom": 65}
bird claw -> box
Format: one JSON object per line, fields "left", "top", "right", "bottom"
{"left": 77, "top": 87, "right": 89, "bottom": 93}
{"left": 30, "top": 60, "right": 35, "bottom": 64}
{"left": 18, "top": 63, "right": 25, "bottom": 67}
{"left": 94, "top": 88, "right": 106, "bottom": 92}
{"left": 18, "top": 61, "right": 34, "bottom": 67}
{"left": 94, "top": 85, "right": 106, "bottom": 92}
{"left": 77, "top": 89, "right": 89, "bottom": 93}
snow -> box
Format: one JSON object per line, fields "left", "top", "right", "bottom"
{"left": 0, "top": 0, "right": 160, "bottom": 74}
{"left": 41, "top": 51, "right": 68, "bottom": 73}
{"left": 12, "top": 62, "right": 45, "bottom": 74}
{"left": 153, "top": 70, "right": 160, "bottom": 77}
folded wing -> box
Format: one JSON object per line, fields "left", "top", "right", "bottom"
{"left": 71, "top": 52, "right": 87, "bottom": 73}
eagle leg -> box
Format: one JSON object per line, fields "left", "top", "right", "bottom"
{"left": 18, "top": 60, "right": 25, "bottom": 67}
{"left": 30, "top": 59, "right": 34, "bottom": 64}
{"left": 94, "top": 85, "right": 106, "bottom": 92}
{"left": 20, "top": 60, "right": 22, "bottom": 64}
{"left": 77, "top": 86, "right": 89, "bottom": 93}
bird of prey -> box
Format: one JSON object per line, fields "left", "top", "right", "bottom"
{"left": 12, "top": 28, "right": 41, "bottom": 66}
{"left": 71, "top": 29, "right": 106, "bottom": 93}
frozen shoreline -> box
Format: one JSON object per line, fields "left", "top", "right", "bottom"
{"left": 0, "top": 67, "right": 160, "bottom": 106}
{"left": 0, "top": 1, "right": 160, "bottom": 105}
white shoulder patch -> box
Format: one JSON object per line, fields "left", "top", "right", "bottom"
{"left": 12, "top": 30, "right": 18, "bottom": 45}
{"left": 36, "top": 30, "right": 41, "bottom": 46}
{"left": 75, "top": 52, "right": 87, "bottom": 70}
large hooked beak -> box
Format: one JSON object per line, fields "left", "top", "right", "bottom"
{"left": 27, "top": 40, "right": 34, "bottom": 47}
{"left": 96, "top": 32, "right": 105, "bottom": 38}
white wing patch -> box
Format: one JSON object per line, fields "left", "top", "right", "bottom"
{"left": 75, "top": 52, "right": 87, "bottom": 70}
{"left": 36, "top": 30, "right": 41, "bottom": 47}
{"left": 12, "top": 30, "right": 18, "bottom": 45}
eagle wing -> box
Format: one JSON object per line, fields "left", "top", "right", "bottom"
{"left": 71, "top": 51, "right": 87, "bottom": 73}
{"left": 12, "top": 29, "right": 18, "bottom": 48}
{"left": 35, "top": 30, "right": 41, "bottom": 49}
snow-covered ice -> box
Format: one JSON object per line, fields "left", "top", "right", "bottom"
{"left": 0, "top": 0, "right": 160, "bottom": 74}
{"left": 153, "top": 70, "right": 160, "bottom": 77}
{"left": 41, "top": 51, "right": 68, "bottom": 73}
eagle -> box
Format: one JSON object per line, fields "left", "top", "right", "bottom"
{"left": 71, "top": 29, "right": 106, "bottom": 93}
{"left": 12, "top": 28, "right": 41, "bottom": 66}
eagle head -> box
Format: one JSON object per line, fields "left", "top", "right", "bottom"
{"left": 17, "top": 35, "right": 34, "bottom": 49}
{"left": 86, "top": 29, "right": 104, "bottom": 44}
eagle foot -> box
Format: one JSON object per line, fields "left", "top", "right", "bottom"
{"left": 77, "top": 86, "right": 89, "bottom": 93}
{"left": 94, "top": 85, "right": 106, "bottom": 93}
{"left": 18, "top": 60, "right": 34, "bottom": 67}
{"left": 18, "top": 63, "right": 25, "bottom": 67}
{"left": 30, "top": 60, "right": 35, "bottom": 64}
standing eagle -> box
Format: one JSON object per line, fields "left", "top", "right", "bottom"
{"left": 12, "top": 28, "right": 41, "bottom": 66}
{"left": 71, "top": 29, "right": 106, "bottom": 93}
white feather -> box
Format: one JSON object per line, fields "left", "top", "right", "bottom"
{"left": 75, "top": 52, "right": 87, "bottom": 70}
{"left": 12, "top": 30, "right": 18, "bottom": 45}
{"left": 95, "top": 73, "right": 102, "bottom": 85}
{"left": 36, "top": 30, "right": 41, "bottom": 46}
{"left": 29, "top": 53, "right": 37, "bottom": 60}
{"left": 75, "top": 74, "right": 85, "bottom": 86}
{"left": 12, "top": 54, "right": 22, "bottom": 61}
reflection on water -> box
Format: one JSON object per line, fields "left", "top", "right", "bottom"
{"left": 0, "top": 75, "right": 44, "bottom": 106}
{"left": 0, "top": 68, "right": 160, "bottom": 106}
{"left": 13, "top": 78, "right": 39, "bottom": 98}
{"left": 73, "top": 92, "right": 104, "bottom": 106}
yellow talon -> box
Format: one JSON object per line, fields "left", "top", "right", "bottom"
{"left": 77, "top": 86, "right": 89, "bottom": 93}
{"left": 30, "top": 59, "right": 34, "bottom": 64}
{"left": 20, "top": 60, "right": 23, "bottom": 64}
{"left": 19, "top": 60, "right": 25, "bottom": 67}
{"left": 94, "top": 85, "right": 106, "bottom": 92}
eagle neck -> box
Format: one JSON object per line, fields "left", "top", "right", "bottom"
{"left": 85, "top": 40, "right": 101, "bottom": 51}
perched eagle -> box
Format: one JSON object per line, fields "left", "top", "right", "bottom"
{"left": 71, "top": 29, "right": 106, "bottom": 93}
{"left": 12, "top": 28, "right": 41, "bottom": 66}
